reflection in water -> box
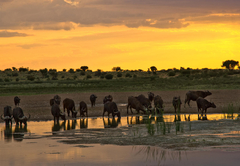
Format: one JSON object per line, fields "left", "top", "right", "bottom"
{"left": 80, "top": 118, "right": 88, "bottom": 129}
{"left": 1, "top": 113, "right": 239, "bottom": 141}
{"left": 198, "top": 114, "right": 208, "bottom": 121}
{"left": 67, "top": 120, "right": 78, "bottom": 130}
{"left": 52, "top": 121, "right": 66, "bottom": 133}
{"left": 133, "top": 146, "right": 186, "bottom": 165}
{"left": 103, "top": 117, "right": 121, "bottom": 128}
{"left": 13, "top": 125, "right": 29, "bottom": 142}
{"left": 52, "top": 120, "right": 79, "bottom": 134}
{"left": 4, "top": 125, "right": 13, "bottom": 142}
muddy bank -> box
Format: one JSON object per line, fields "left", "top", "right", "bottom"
{"left": 0, "top": 89, "right": 240, "bottom": 121}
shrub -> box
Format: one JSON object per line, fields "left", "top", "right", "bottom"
{"left": 12, "top": 72, "right": 19, "bottom": 77}
{"left": 125, "top": 73, "right": 132, "bottom": 78}
{"left": 86, "top": 74, "right": 92, "bottom": 79}
{"left": 68, "top": 68, "right": 75, "bottom": 73}
{"left": 73, "top": 76, "right": 77, "bottom": 80}
{"left": 4, "top": 68, "right": 12, "bottom": 72}
{"left": 181, "top": 70, "right": 191, "bottom": 75}
{"left": 168, "top": 71, "right": 176, "bottom": 77}
{"left": 27, "top": 75, "right": 35, "bottom": 81}
{"left": 28, "top": 70, "right": 37, "bottom": 74}
{"left": 94, "top": 70, "right": 102, "bottom": 77}
{"left": 100, "top": 75, "right": 104, "bottom": 79}
{"left": 52, "top": 76, "right": 58, "bottom": 80}
{"left": 49, "top": 71, "right": 58, "bottom": 77}
{"left": 0, "top": 78, "right": 4, "bottom": 82}
{"left": 208, "top": 70, "right": 218, "bottom": 77}
{"left": 105, "top": 74, "right": 113, "bottom": 80}
{"left": 16, "top": 78, "right": 19, "bottom": 82}
{"left": 61, "top": 76, "right": 65, "bottom": 78}
{"left": 39, "top": 68, "right": 48, "bottom": 77}
{"left": 4, "top": 78, "right": 10, "bottom": 82}
{"left": 117, "top": 72, "right": 122, "bottom": 77}
{"left": 19, "top": 67, "right": 28, "bottom": 72}
{"left": 133, "top": 74, "right": 137, "bottom": 78}
{"left": 80, "top": 71, "right": 85, "bottom": 75}
{"left": 150, "top": 76, "right": 156, "bottom": 81}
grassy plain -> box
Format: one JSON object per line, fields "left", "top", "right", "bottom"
{"left": 0, "top": 69, "right": 240, "bottom": 96}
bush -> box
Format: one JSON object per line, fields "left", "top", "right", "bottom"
{"left": 39, "top": 68, "right": 48, "bottom": 77}
{"left": 86, "top": 74, "right": 92, "bottom": 79}
{"left": 117, "top": 73, "right": 122, "bottom": 77}
{"left": 16, "top": 78, "right": 19, "bottom": 82}
{"left": 12, "top": 72, "right": 19, "bottom": 77}
{"left": 4, "top": 78, "right": 10, "bottom": 82}
{"left": 80, "top": 71, "right": 85, "bottom": 75}
{"left": 27, "top": 75, "right": 35, "bottom": 81}
{"left": 125, "top": 73, "right": 132, "bottom": 78}
{"left": 150, "top": 76, "right": 156, "bottom": 81}
{"left": 181, "top": 70, "right": 191, "bottom": 75}
{"left": 168, "top": 71, "right": 176, "bottom": 77}
{"left": 105, "top": 74, "right": 113, "bottom": 80}
{"left": 19, "top": 67, "right": 28, "bottom": 72}
{"left": 28, "top": 70, "right": 37, "bottom": 74}
{"left": 100, "top": 75, "right": 104, "bottom": 79}
{"left": 208, "top": 70, "right": 218, "bottom": 77}
{"left": 133, "top": 74, "right": 137, "bottom": 78}
{"left": 52, "top": 76, "right": 58, "bottom": 80}
{"left": 94, "top": 70, "right": 102, "bottom": 77}
{"left": 73, "top": 76, "right": 77, "bottom": 80}
{"left": 68, "top": 68, "right": 75, "bottom": 73}
{"left": 49, "top": 71, "right": 58, "bottom": 77}
{"left": 0, "top": 78, "right": 4, "bottom": 82}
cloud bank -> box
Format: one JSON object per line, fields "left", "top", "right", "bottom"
{"left": 0, "top": 0, "right": 240, "bottom": 30}
{"left": 0, "top": 30, "right": 29, "bottom": 37}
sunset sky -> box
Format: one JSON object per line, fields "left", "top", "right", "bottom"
{"left": 0, "top": 0, "right": 239, "bottom": 71}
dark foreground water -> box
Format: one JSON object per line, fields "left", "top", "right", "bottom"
{"left": 1, "top": 114, "right": 240, "bottom": 165}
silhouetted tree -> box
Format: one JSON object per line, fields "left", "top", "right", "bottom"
{"left": 4, "top": 68, "right": 12, "bottom": 71}
{"left": 94, "top": 69, "right": 102, "bottom": 77}
{"left": 68, "top": 68, "right": 75, "bottom": 73}
{"left": 19, "top": 67, "right": 29, "bottom": 72}
{"left": 39, "top": 68, "right": 48, "bottom": 77}
{"left": 12, "top": 67, "right": 17, "bottom": 71}
{"left": 112, "top": 67, "right": 122, "bottom": 72}
{"left": 81, "top": 66, "right": 88, "bottom": 71}
{"left": 150, "top": 66, "right": 157, "bottom": 72}
{"left": 222, "top": 60, "right": 239, "bottom": 70}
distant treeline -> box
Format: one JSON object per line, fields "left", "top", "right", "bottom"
{"left": 1, "top": 59, "right": 240, "bottom": 73}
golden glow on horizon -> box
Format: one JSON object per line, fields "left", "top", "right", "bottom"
{"left": 0, "top": 23, "right": 239, "bottom": 71}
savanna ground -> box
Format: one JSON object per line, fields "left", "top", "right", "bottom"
{"left": 1, "top": 69, "right": 240, "bottom": 153}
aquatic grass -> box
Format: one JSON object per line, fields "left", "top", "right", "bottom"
{"left": 221, "top": 103, "right": 240, "bottom": 119}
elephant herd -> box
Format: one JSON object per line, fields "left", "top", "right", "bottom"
{"left": 1, "top": 90, "right": 216, "bottom": 126}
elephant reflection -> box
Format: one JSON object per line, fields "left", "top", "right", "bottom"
{"left": 67, "top": 120, "right": 78, "bottom": 130}
{"left": 52, "top": 121, "right": 66, "bottom": 133}
{"left": 80, "top": 118, "right": 88, "bottom": 129}
{"left": 13, "top": 125, "right": 28, "bottom": 142}
{"left": 103, "top": 117, "right": 121, "bottom": 128}
{"left": 198, "top": 114, "right": 208, "bottom": 121}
